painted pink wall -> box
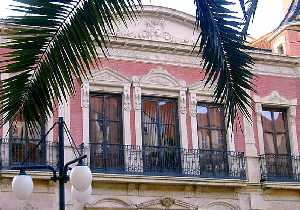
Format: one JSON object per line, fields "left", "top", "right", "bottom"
{"left": 234, "top": 112, "right": 246, "bottom": 152}
{"left": 285, "top": 30, "right": 300, "bottom": 56}
{"left": 70, "top": 82, "right": 83, "bottom": 145}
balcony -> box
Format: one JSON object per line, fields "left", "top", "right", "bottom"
{"left": 260, "top": 154, "right": 300, "bottom": 182}
{"left": 0, "top": 138, "right": 58, "bottom": 170}
{"left": 89, "top": 143, "right": 246, "bottom": 180}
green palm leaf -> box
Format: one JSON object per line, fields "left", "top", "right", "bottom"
{"left": 0, "top": 0, "right": 141, "bottom": 130}
{"left": 194, "top": 0, "right": 255, "bottom": 126}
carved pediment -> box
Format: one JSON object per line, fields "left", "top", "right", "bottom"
{"left": 112, "top": 6, "right": 199, "bottom": 45}
{"left": 254, "top": 91, "right": 297, "bottom": 106}
{"left": 137, "top": 67, "right": 186, "bottom": 89}
{"left": 90, "top": 68, "right": 130, "bottom": 86}
{"left": 137, "top": 197, "right": 197, "bottom": 210}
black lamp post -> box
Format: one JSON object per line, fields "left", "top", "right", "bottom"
{"left": 11, "top": 117, "right": 92, "bottom": 210}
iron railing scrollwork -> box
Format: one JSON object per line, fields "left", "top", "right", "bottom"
{"left": 89, "top": 143, "right": 246, "bottom": 179}
{"left": 0, "top": 138, "right": 58, "bottom": 169}
{"left": 260, "top": 154, "right": 300, "bottom": 182}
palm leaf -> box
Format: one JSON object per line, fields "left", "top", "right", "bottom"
{"left": 194, "top": 0, "right": 255, "bottom": 126}
{"left": 0, "top": 0, "right": 141, "bottom": 130}
{"left": 239, "top": 0, "right": 258, "bottom": 35}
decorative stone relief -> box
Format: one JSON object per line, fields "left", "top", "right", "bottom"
{"left": 123, "top": 85, "right": 131, "bottom": 111}
{"left": 134, "top": 86, "right": 142, "bottom": 110}
{"left": 22, "top": 204, "right": 38, "bottom": 210}
{"left": 113, "top": 15, "right": 197, "bottom": 45}
{"left": 139, "top": 66, "right": 183, "bottom": 89}
{"left": 81, "top": 82, "right": 89, "bottom": 108}
{"left": 179, "top": 90, "right": 187, "bottom": 114}
{"left": 160, "top": 197, "right": 175, "bottom": 208}
{"left": 137, "top": 197, "right": 197, "bottom": 210}
{"left": 190, "top": 93, "right": 198, "bottom": 117}
{"left": 90, "top": 68, "right": 131, "bottom": 86}
{"left": 254, "top": 91, "right": 297, "bottom": 106}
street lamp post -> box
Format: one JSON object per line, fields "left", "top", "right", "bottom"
{"left": 11, "top": 117, "right": 92, "bottom": 210}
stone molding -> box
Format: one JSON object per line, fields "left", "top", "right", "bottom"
{"left": 204, "top": 201, "right": 241, "bottom": 210}
{"left": 254, "top": 91, "right": 299, "bottom": 155}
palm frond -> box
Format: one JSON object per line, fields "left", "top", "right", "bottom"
{"left": 194, "top": 0, "right": 255, "bottom": 127}
{"left": 239, "top": 0, "right": 258, "bottom": 34}
{"left": 0, "top": 0, "right": 141, "bottom": 129}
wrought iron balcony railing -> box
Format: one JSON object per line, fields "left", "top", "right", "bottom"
{"left": 89, "top": 143, "right": 246, "bottom": 180}
{"left": 260, "top": 154, "right": 300, "bottom": 182}
{"left": 0, "top": 138, "right": 58, "bottom": 169}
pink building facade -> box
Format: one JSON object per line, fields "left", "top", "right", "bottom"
{"left": 1, "top": 3, "right": 300, "bottom": 210}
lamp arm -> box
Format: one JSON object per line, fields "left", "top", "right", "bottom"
{"left": 63, "top": 155, "right": 87, "bottom": 174}
{"left": 11, "top": 165, "right": 57, "bottom": 179}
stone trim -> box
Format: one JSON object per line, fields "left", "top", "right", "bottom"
{"left": 254, "top": 91, "right": 299, "bottom": 155}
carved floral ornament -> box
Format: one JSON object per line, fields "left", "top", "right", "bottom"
{"left": 84, "top": 197, "right": 240, "bottom": 210}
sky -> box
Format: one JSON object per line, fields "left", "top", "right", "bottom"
{"left": 0, "top": 0, "right": 285, "bottom": 38}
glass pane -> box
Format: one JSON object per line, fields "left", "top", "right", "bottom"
{"left": 211, "top": 130, "right": 226, "bottom": 150}
{"left": 262, "top": 110, "right": 273, "bottom": 132}
{"left": 106, "top": 96, "right": 120, "bottom": 121}
{"left": 277, "top": 133, "right": 289, "bottom": 154}
{"left": 198, "top": 128, "right": 210, "bottom": 149}
{"left": 143, "top": 100, "right": 157, "bottom": 123}
{"left": 90, "top": 96, "right": 103, "bottom": 120}
{"left": 159, "top": 100, "right": 176, "bottom": 124}
{"left": 143, "top": 123, "right": 158, "bottom": 146}
{"left": 197, "top": 106, "right": 209, "bottom": 127}
{"left": 209, "top": 106, "right": 223, "bottom": 128}
{"left": 263, "top": 132, "right": 276, "bottom": 154}
{"left": 161, "top": 125, "right": 177, "bottom": 146}
{"left": 89, "top": 120, "right": 104, "bottom": 143}
{"left": 107, "top": 122, "right": 122, "bottom": 144}
{"left": 11, "top": 143, "right": 25, "bottom": 163}
{"left": 274, "top": 111, "right": 286, "bottom": 132}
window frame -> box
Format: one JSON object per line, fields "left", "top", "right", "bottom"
{"left": 141, "top": 96, "right": 180, "bottom": 148}
{"left": 261, "top": 107, "right": 291, "bottom": 155}
{"left": 89, "top": 92, "right": 123, "bottom": 145}
{"left": 196, "top": 103, "right": 227, "bottom": 151}
{"left": 254, "top": 91, "right": 298, "bottom": 156}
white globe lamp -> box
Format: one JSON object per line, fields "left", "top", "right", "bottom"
{"left": 70, "top": 165, "right": 92, "bottom": 191}
{"left": 71, "top": 185, "right": 92, "bottom": 203}
{"left": 12, "top": 171, "right": 33, "bottom": 200}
